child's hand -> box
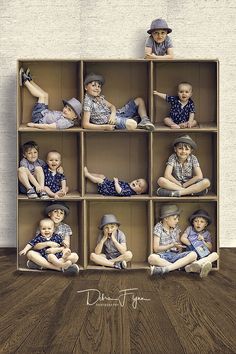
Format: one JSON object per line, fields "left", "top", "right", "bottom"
{"left": 179, "top": 122, "right": 188, "bottom": 129}
{"left": 113, "top": 177, "right": 119, "bottom": 184}
{"left": 108, "top": 114, "right": 116, "bottom": 125}
{"left": 187, "top": 121, "right": 193, "bottom": 128}
{"left": 35, "top": 184, "right": 42, "bottom": 193}
{"left": 198, "top": 234, "right": 204, "bottom": 241}
{"left": 19, "top": 249, "right": 26, "bottom": 256}
{"left": 104, "top": 125, "right": 115, "bottom": 131}
{"left": 46, "top": 248, "right": 54, "bottom": 254}
{"left": 62, "top": 248, "right": 71, "bottom": 259}
{"left": 153, "top": 90, "right": 158, "bottom": 95}
{"left": 57, "top": 166, "right": 64, "bottom": 174}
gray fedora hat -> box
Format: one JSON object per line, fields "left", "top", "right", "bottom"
{"left": 147, "top": 18, "right": 172, "bottom": 34}
{"left": 99, "top": 214, "right": 120, "bottom": 230}
{"left": 173, "top": 135, "right": 197, "bottom": 150}
{"left": 84, "top": 72, "right": 105, "bottom": 86}
{"left": 189, "top": 209, "right": 212, "bottom": 225}
{"left": 62, "top": 98, "right": 82, "bottom": 118}
{"left": 160, "top": 204, "right": 181, "bottom": 219}
{"left": 45, "top": 201, "right": 70, "bottom": 216}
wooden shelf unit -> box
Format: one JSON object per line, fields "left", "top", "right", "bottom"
{"left": 17, "top": 59, "right": 219, "bottom": 270}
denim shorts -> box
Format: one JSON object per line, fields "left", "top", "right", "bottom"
{"left": 115, "top": 99, "right": 138, "bottom": 129}
{"left": 32, "top": 102, "right": 48, "bottom": 123}
{"left": 106, "top": 252, "right": 121, "bottom": 260}
{"left": 159, "top": 250, "right": 192, "bottom": 263}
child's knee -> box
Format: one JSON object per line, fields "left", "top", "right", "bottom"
{"left": 203, "top": 178, "right": 211, "bottom": 188}
{"left": 70, "top": 252, "right": 79, "bottom": 263}
{"left": 157, "top": 176, "right": 165, "bottom": 186}
{"left": 134, "top": 97, "right": 144, "bottom": 105}
{"left": 126, "top": 119, "right": 137, "bottom": 130}
{"left": 34, "top": 166, "right": 43, "bottom": 173}
{"left": 189, "top": 251, "right": 197, "bottom": 261}
{"left": 124, "top": 250, "right": 133, "bottom": 262}
{"left": 148, "top": 253, "right": 157, "bottom": 265}
{"left": 18, "top": 166, "right": 30, "bottom": 175}
{"left": 90, "top": 252, "right": 97, "bottom": 262}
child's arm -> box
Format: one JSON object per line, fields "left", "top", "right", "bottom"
{"left": 46, "top": 246, "right": 64, "bottom": 254}
{"left": 82, "top": 111, "right": 115, "bottom": 131}
{"left": 153, "top": 235, "right": 175, "bottom": 253}
{"left": 164, "top": 165, "right": 183, "bottom": 186}
{"left": 113, "top": 177, "right": 122, "bottom": 194}
{"left": 153, "top": 91, "right": 167, "bottom": 100}
{"left": 111, "top": 232, "right": 127, "bottom": 254}
{"left": 105, "top": 99, "right": 117, "bottom": 125}
{"left": 197, "top": 234, "right": 213, "bottom": 251}
{"left": 180, "top": 231, "right": 191, "bottom": 246}
{"left": 182, "top": 166, "right": 203, "bottom": 188}
{"left": 19, "top": 244, "right": 32, "bottom": 256}
{"left": 187, "top": 112, "right": 195, "bottom": 128}
{"left": 33, "top": 241, "right": 60, "bottom": 250}
{"left": 145, "top": 47, "right": 174, "bottom": 60}
{"left": 94, "top": 235, "right": 107, "bottom": 255}
{"left": 27, "top": 122, "right": 57, "bottom": 129}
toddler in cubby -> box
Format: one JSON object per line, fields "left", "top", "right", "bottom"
{"left": 157, "top": 135, "right": 210, "bottom": 197}
{"left": 153, "top": 82, "right": 197, "bottom": 128}
{"left": 144, "top": 18, "right": 173, "bottom": 59}
{"left": 84, "top": 167, "right": 148, "bottom": 196}
{"left": 180, "top": 209, "right": 219, "bottom": 277}
{"left": 18, "top": 140, "right": 48, "bottom": 199}
{"left": 148, "top": 204, "right": 197, "bottom": 276}
{"left": 19, "top": 218, "right": 79, "bottom": 273}
{"left": 43, "top": 150, "right": 68, "bottom": 199}
{"left": 25, "top": 201, "right": 79, "bottom": 274}
{"left": 90, "top": 214, "right": 133, "bottom": 269}
{"left": 82, "top": 72, "right": 155, "bottom": 131}
{"left": 19, "top": 67, "right": 82, "bottom": 129}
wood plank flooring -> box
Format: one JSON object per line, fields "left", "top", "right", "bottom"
{"left": 0, "top": 248, "right": 235, "bottom": 354}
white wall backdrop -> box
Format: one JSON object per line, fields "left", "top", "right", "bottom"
{"left": 0, "top": 0, "right": 235, "bottom": 247}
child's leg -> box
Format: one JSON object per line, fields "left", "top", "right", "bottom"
{"left": 165, "top": 251, "right": 197, "bottom": 271}
{"left": 157, "top": 177, "right": 184, "bottom": 191}
{"left": 24, "top": 80, "right": 48, "bottom": 104}
{"left": 66, "top": 252, "right": 79, "bottom": 264}
{"left": 33, "top": 166, "right": 45, "bottom": 192}
{"left": 125, "top": 119, "right": 137, "bottom": 130}
{"left": 148, "top": 253, "right": 172, "bottom": 267}
{"left": 90, "top": 253, "right": 116, "bottom": 267}
{"left": 164, "top": 117, "right": 180, "bottom": 129}
{"left": 84, "top": 166, "right": 105, "bottom": 184}
{"left": 108, "top": 251, "right": 133, "bottom": 264}
{"left": 27, "top": 250, "right": 62, "bottom": 271}
{"left": 47, "top": 254, "right": 72, "bottom": 269}
{"left": 180, "top": 178, "right": 211, "bottom": 196}
{"left": 186, "top": 252, "right": 219, "bottom": 271}
{"left": 18, "top": 167, "right": 34, "bottom": 190}
{"left": 134, "top": 97, "right": 148, "bottom": 118}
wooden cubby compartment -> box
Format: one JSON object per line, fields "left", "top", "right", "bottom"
{"left": 17, "top": 59, "right": 219, "bottom": 270}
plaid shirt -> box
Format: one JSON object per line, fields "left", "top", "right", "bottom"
{"left": 153, "top": 222, "right": 181, "bottom": 254}
{"left": 83, "top": 93, "right": 111, "bottom": 125}
{"left": 167, "top": 153, "right": 199, "bottom": 183}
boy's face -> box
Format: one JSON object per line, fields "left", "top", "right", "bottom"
{"left": 46, "top": 152, "right": 61, "bottom": 171}
{"left": 130, "top": 179, "right": 147, "bottom": 194}
{"left": 62, "top": 104, "right": 77, "bottom": 120}
{"left": 178, "top": 84, "right": 192, "bottom": 103}
{"left": 174, "top": 143, "right": 192, "bottom": 161}
{"left": 164, "top": 214, "right": 179, "bottom": 228}
{"left": 85, "top": 81, "right": 102, "bottom": 97}
{"left": 48, "top": 209, "right": 65, "bottom": 225}
{"left": 151, "top": 29, "right": 168, "bottom": 43}
{"left": 193, "top": 217, "right": 208, "bottom": 233}
{"left": 40, "top": 220, "right": 55, "bottom": 238}
{"left": 103, "top": 223, "right": 118, "bottom": 238}
{"left": 23, "top": 147, "right": 38, "bottom": 163}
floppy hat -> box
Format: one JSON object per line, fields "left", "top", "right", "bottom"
{"left": 99, "top": 214, "right": 120, "bottom": 230}
{"left": 173, "top": 135, "right": 197, "bottom": 150}
{"left": 189, "top": 209, "right": 212, "bottom": 225}
{"left": 147, "top": 18, "right": 172, "bottom": 34}
{"left": 84, "top": 73, "right": 105, "bottom": 86}
{"left": 45, "top": 201, "right": 70, "bottom": 216}
{"left": 160, "top": 204, "right": 181, "bottom": 219}
{"left": 62, "top": 98, "right": 82, "bottom": 118}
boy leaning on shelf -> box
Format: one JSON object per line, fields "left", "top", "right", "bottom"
{"left": 90, "top": 214, "right": 133, "bottom": 269}
{"left": 19, "top": 68, "right": 82, "bottom": 129}
{"left": 82, "top": 72, "right": 155, "bottom": 131}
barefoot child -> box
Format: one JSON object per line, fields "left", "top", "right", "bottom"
{"left": 90, "top": 214, "right": 133, "bottom": 269}
{"left": 19, "top": 68, "right": 82, "bottom": 129}
{"left": 84, "top": 166, "right": 148, "bottom": 196}
{"left": 180, "top": 209, "right": 219, "bottom": 277}
{"left": 154, "top": 82, "right": 197, "bottom": 128}
{"left": 19, "top": 218, "right": 79, "bottom": 272}
{"left": 157, "top": 135, "right": 210, "bottom": 196}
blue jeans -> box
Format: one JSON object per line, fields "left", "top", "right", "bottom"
{"left": 115, "top": 99, "right": 139, "bottom": 129}
{"left": 32, "top": 102, "right": 48, "bottom": 123}
{"left": 159, "top": 251, "right": 192, "bottom": 263}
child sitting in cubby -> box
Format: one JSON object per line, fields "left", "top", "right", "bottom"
{"left": 82, "top": 72, "right": 155, "bottom": 131}
{"left": 19, "top": 218, "right": 79, "bottom": 273}
{"left": 43, "top": 150, "right": 68, "bottom": 199}
{"left": 18, "top": 140, "right": 48, "bottom": 199}
{"left": 144, "top": 18, "right": 173, "bottom": 59}
{"left": 153, "top": 82, "right": 197, "bottom": 128}
{"left": 19, "top": 67, "right": 82, "bottom": 129}
{"left": 157, "top": 135, "right": 210, "bottom": 197}
{"left": 84, "top": 166, "right": 148, "bottom": 196}
{"left": 180, "top": 209, "right": 219, "bottom": 277}
{"left": 90, "top": 214, "right": 133, "bottom": 269}
{"left": 26, "top": 201, "right": 79, "bottom": 273}
{"left": 148, "top": 204, "right": 198, "bottom": 276}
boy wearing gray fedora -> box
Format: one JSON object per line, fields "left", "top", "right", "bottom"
{"left": 157, "top": 135, "right": 210, "bottom": 197}
{"left": 26, "top": 201, "right": 79, "bottom": 274}
{"left": 149, "top": 204, "right": 197, "bottom": 276}
{"left": 90, "top": 214, "right": 133, "bottom": 269}
{"left": 20, "top": 68, "right": 82, "bottom": 130}
{"left": 82, "top": 72, "right": 155, "bottom": 131}
{"left": 180, "top": 209, "right": 219, "bottom": 277}
{"left": 145, "top": 18, "right": 173, "bottom": 59}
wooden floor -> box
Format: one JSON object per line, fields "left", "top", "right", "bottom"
{"left": 0, "top": 249, "right": 235, "bottom": 354}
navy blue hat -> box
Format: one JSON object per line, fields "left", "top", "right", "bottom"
{"left": 147, "top": 18, "right": 172, "bottom": 34}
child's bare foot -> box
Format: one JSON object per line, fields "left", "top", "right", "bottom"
{"left": 84, "top": 166, "right": 89, "bottom": 177}
{"left": 170, "top": 124, "right": 180, "bottom": 129}
{"left": 61, "top": 260, "right": 72, "bottom": 270}
{"left": 179, "top": 122, "right": 188, "bottom": 129}
{"left": 27, "top": 122, "right": 35, "bottom": 127}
